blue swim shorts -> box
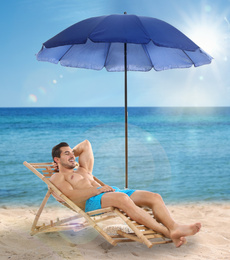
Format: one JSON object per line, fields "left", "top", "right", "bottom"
{"left": 85, "top": 186, "right": 136, "bottom": 212}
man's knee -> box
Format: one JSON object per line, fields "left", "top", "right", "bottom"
{"left": 114, "top": 193, "right": 132, "bottom": 208}
{"left": 150, "top": 192, "right": 163, "bottom": 204}
{"left": 153, "top": 192, "right": 162, "bottom": 200}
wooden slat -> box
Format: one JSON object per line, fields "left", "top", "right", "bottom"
{"left": 86, "top": 207, "right": 114, "bottom": 216}
{"left": 94, "top": 215, "right": 118, "bottom": 223}
{"left": 55, "top": 215, "right": 84, "bottom": 226}
{"left": 117, "top": 231, "right": 171, "bottom": 245}
{"left": 35, "top": 224, "right": 87, "bottom": 234}
{"left": 146, "top": 234, "right": 165, "bottom": 239}
{"left": 42, "top": 170, "right": 54, "bottom": 173}
{"left": 113, "top": 238, "right": 138, "bottom": 243}
{"left": 142, "top": 229, "right": 158, "bottom": 234}
{"left": 43, "top": 174, "right": 53, "bottom": 177}
{"left": 117, "top": 230, "right": 143, "bottom": 243}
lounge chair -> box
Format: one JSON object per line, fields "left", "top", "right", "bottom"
{"left": 23, "top": 161, "right": 172, "bottom": 248}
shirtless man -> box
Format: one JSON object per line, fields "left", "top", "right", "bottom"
{"left": 50, "top": 140, "right": 201, "bottom": 248}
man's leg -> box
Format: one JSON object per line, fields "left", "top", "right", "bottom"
{"left": 101, "top": 192, "right": 171, "bottom": 238}
{"left": 130, "top": 191, "right": 201, "bottom": 246}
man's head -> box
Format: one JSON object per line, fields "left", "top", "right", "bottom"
{"left": 52, "top": 142, "right": 76, "bottom": 170}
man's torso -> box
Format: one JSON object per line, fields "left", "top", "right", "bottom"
{"left": 65, "top": 167, "right": 100, "bottom": 189}
{"left": 50, "top": 167, "right": 101, "bottom": 209}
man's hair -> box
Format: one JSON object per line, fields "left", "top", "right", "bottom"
{"left": 52, "top": 142, "right": 69, "bottom": 160}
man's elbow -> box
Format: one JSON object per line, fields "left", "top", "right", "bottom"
{"left": 83, "top": 140, "right": 93, "bottom": 151}
{"left": 83, "top": 139, "right": 91, "bottom": 147}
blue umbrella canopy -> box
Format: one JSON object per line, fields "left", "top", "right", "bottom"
{"left": 36, "top": 14, "right": 212, "bottom": 188}
{"left": 37, "top": 14, "right": 212, "bottom": 71}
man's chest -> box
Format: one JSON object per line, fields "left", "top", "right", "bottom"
{"left": 66, "top": 171, "right": 94, "bottom": 188}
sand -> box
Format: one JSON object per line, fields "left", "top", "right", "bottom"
{"left": 0, "top": 203, "right": 230, "bottom": 260}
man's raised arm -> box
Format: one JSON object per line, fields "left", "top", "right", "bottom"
{"left": 72, "top": 140, "right": 94, "bottom": 173}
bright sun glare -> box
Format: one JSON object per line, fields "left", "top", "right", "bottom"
{"left": 170, "top": 4, "right": 230, "bottom": 106}
{"left": 181, "top": 6, "right": 230, "bottom": 60}
{"left": 190, "top": 25, "right": 222, "bottom": 56}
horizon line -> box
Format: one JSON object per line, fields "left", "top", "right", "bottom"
{"left": 0, "top": 105, "right": 230, "bottom": 109}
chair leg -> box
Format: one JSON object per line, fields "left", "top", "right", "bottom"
{"left": 31, "top": 189, "right": 52, "bottom": 235}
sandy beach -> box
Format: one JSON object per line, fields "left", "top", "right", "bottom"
{"left": 0, "top": 203, "right": 229, "bottom": 260}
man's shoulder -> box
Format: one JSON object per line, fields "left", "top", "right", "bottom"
{"left": 50, "top": 172, "right": 64, "bottom": 183}
{"left": 50, "top": 172, "right": 74, "bottom": 191}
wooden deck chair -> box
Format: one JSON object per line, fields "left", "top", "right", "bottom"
{"left": 23, "top": 161, "right": 172, "bottom": 248}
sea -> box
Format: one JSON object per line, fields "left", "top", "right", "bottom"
{"left": 0, "top": 107, "right": 229, "bottom": 206}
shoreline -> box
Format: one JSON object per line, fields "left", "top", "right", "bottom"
{"left": 1, "top": 202, "right": 230, "bottom": 259}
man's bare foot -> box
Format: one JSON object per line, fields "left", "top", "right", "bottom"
{"left": 173, "top": 236, "right": 187, "bottom": 248}
{"left": 171, "top": 223, "right": 201, "bottom": 239}
{"left": 170, "top": 223, "right": 201, "bottom": 247}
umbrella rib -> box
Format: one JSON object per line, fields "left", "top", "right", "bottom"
{"left": 58, "top": 45, "right": 74, "bottom": 62}
{"left": 182, "top": 49, "right": 196, "bottom": 67}
{"left": 141, "top": 42, "right": 156, "bottom": 71}
{"left": 103, "top": 42, "right": 112, "bottom": 68}
{"left": 143, "top": 42, "right": 197, "bottom": 70}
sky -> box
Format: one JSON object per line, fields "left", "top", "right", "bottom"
{"left": 1, "top": 0, "right": 230, "bottom": 107}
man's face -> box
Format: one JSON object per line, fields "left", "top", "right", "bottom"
{"left": 57, "top": 146, "right": 76, "bottom": 169}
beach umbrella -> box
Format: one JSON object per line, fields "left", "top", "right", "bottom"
{"left": 36, "top": 13, "right": 212, "bottom": 188}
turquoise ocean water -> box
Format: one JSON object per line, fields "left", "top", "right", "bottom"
{"left": 0, "top": 107, "right": 229, "bottom": 206}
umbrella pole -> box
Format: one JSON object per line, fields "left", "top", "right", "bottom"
{"left": 124, "top": 42, "right": 128, "bottom": 188}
